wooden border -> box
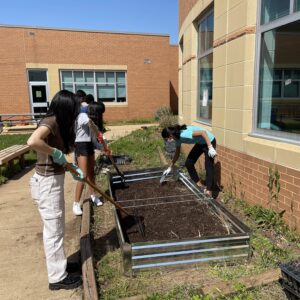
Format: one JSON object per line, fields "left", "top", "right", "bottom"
{"left": 81, "top": 194, "right": 98, "bottom": 299}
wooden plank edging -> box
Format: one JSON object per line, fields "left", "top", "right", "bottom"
{"left": 81, "top": 192, "right": 98, "bottom": 300}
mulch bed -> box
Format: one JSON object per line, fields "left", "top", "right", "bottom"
{"left": 114, "top": 179, "right": 230, "bottom": 243}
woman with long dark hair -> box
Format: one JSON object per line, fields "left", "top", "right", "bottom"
{"left": 161, "top": 124, "right": 217, "bottom": 197}
{"left": 27, "top": 90, "right": 84, "bottom": 290}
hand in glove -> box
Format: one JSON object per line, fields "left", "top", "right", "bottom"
{"left": 52, "top": 148, "right": 67, "bottom": 166}
{"left": 208, "top": 145, "right": 217, "bottom": 158}
{"left": 69, "top": 163, "right": 85, "bottom": 181}
{"left": 163, "top": 166, "right": 172, "bottom": 176}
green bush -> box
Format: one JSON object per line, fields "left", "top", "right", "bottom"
{"left": 154, "top": 106, "right": 178, "bottom": 128}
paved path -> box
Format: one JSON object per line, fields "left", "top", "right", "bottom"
{"left": 0, "top": 124, "right": 155, "bottom": 299}
{"left": 0, "top": 166, "right": 82, "bottom": 300}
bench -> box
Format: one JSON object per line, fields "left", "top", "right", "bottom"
{"left": 0, "top": 144, "right": 31, "bottom": 169}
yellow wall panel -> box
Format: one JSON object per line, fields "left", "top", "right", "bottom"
{"left": 213, "top": 87, "right": 226, "bottom": 108}
{"left": 228, "top": 1, "right": 247, "bottom": 34}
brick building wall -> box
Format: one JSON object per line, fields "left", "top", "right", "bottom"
{"left": 0, "top": 26, "right": 178, "bottom": 121}
{"left": 179, "top": 0, "right": 198, "bottom": 29}
{"left": 169, "top": 45, "right": 179, "bottom": 114}
{"left": 182, "top": 144, "right": 300, "bottom": 230}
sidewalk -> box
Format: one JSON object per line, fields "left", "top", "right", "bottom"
{"left": 0, "top": 167, "right": 82, "bottom": 300}
{"left": 104, "top": 123, "right": 157, "bottom": 141}
{"left": 0, "top": 124, "right": 153, "bottom": 299}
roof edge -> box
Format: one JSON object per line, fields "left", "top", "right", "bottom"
{"left": 0, "top": 23, "right": 170, "bottom": 38}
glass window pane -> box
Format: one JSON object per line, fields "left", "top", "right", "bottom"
{"left": 96, "top": 72, "right": 105, "bottom": 83}
{"left": 74, "top": 71, "right": 84, "bottom": 82}
{"left": 272, "top": 82, "right": 281, "bottom": 97}
{"left": 284, "top": 82, "right": 299, "bottom": 97}
{"left": 198, "top": 53, "right": 213, "bottom": 121}
{"left": 28, "top": 70, "right": 47, "bottom": 82}
{"left": 97, "top": 85, "right": 115, "bottom": 102}
{"left": 257, "top": 21, "right": 300, "bottom": 134}
{"left": 198, "top": 20, "right": 206, "bottom": 55}
{"left": 85, "top": 72, "right": 94, "bottom": 83}
{"left": 261, "top": 0, "right": 290, "bottom": 24}
{"left": 62, "top": 83, "right": 73, "bottom": 92}
{"left": 116, "top": 72, "right": 125, "bottom": 84}
{"left": 75, "top": 84, "right": 94, "bottom": 95}
{"left": 295, "top": 0, "right": 300, "bottom": 11}
{"left": 273, "top": 69, "right": 282, "bottom": 80}
{"left": 207, "top": 13, "right": 214, "bottom": 50}
{"left": 106, "top": 72, "right": 115, "bottom": 83}
{"left": 292, "top": 70, "right": 300, "bottom": 80}
{"left": 117, "top": 86, "right": 126, "bottom": 102}
{"left": 61, "top": 71, "right": 73, "bottom": 83}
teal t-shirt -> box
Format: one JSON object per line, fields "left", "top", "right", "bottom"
{"left": 175, "top": 126, "right": 215, "bottom": 147}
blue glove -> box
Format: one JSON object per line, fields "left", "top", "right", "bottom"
{"left": 69, "top": 164, "right": 85, "bottom": 181}
{"left": 52, "top": 148, "right": 67, "bottom": 166}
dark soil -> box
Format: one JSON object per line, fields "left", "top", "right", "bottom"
{"left": 114, "top": 179, "right": 230, "bottom": 243}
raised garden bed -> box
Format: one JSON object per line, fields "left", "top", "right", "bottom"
{"left": 108, "top": 167, "right": 251, "bottom": 274}
{"left": 281, "top": 259, "right": 300, "bottom": 299}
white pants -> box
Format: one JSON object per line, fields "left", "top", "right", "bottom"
{"left": 30, "top": 172, "right": 67, "bottom": 283}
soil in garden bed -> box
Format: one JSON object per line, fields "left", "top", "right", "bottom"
{"left": 114, "top": 179, "right": 231, "bottom": 243}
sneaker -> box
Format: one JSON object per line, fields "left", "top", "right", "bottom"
{"left": 73, "top": 202, "right": 82, "bottom": 216}
{"left": 90, "top": 195, "right": 103, "bottom": 206}
{"left": 49, "top": 273, "right": 82, "bottom": 290}
{"left": 66, "top": 262, "right": 81, "bottom": 273}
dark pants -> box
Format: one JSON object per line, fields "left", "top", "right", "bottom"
{"left": 185, "top": 139, "right": 216, "bottom": 190}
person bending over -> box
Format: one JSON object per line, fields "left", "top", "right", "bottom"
{"left": 161, "top": 124, "right": 217, "bottom": 197}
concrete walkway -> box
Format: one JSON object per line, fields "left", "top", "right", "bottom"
{"left": 0, "top": 123, "right": 155, "bottom": 300}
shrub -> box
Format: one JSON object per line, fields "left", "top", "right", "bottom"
{"left": 154, "top": 106, "right": 178, "bottom": 128}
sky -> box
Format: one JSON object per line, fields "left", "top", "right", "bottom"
{"left": 1, "top": 0, "right": 179, "bottom": 44}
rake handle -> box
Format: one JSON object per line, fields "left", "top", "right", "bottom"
{"left": 98, "top": 133, "right": 126, "bottom": 181}
{"left": 65, "top": 163, "right": 129, "bottom": 216}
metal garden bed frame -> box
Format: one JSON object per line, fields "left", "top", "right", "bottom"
{"left": 108, "top": 167, "right": 251, "bottom": 275}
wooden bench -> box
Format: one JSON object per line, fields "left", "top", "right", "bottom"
{"left": 0, "top": 144, "right": 31, "bottom": 169}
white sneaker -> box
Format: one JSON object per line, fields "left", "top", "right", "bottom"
{"left": 90, "top": 195, "right": 103, "bottom": 207}
{"left": 73, "top": 202, "right": 83, "bottom": 216}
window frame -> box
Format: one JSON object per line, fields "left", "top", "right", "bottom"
{"left": 196, "top": 9, "right": 214, "bottom": 125}
{"left": 253, "top": 0, "right": 300, "bottom": 144}
{"left": 59, "top": 70, "right": 127, "bottom": 104}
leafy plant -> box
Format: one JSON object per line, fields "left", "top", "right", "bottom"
{"left": 267, "top": 166, "right": 280, "bottom": 206}
{"left": 244, "top": 205, "right": 285, "bottom": 229}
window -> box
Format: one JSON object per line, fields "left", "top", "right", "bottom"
{"left": 61, "top": 70, "right": 127, "bottom": 103}
{"left": 257, "top": 15, "right": 300, "bottom": 135}
{"left": 28, "top": 70, "right": 47, "bottom": 82}
{"left": 295, "top": 0, "right": 300, "bottom": 11}
{"left": 197, "top": 11, "right": 214, "bottom": 122}
{"left": 261, "top": 0, "right": 290, "bottom": 24}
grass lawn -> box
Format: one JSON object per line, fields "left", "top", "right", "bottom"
{"left": 0, "top": 134, "right": 36, "bottom": 185}
{"left": 92, "top": 126, "right": 298, "bottom": 299}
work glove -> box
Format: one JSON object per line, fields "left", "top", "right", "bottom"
{"left": 208, "top": 145, "right": 217, "bottom": 158}
{"left": 163, "top": 166, "right": 172, "bottom": 176}
{"left": 52, "top": 148, "right": 67, "bottom": 166}
{"left": 69, "top": 163, "right": 85, "bottom": 181}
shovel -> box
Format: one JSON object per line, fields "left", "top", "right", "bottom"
{"left": 66, "top": 163, "right": 145, "bottom": 237}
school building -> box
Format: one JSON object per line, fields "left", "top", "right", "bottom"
{"left": 179, "top": 0, "right": 300, "bottom": 229}
{"left": 0, "top": 25, "right": 178, "bottom": 121}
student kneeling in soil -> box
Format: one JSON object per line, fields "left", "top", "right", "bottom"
{"left": 27, "top": 90, "right": 84, "bottom": 290}
{"left": 161, "top": 124, "right": 217, "bottom": 197}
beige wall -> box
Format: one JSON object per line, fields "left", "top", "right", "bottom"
{"left": 178, "top": 0, "right": 300, "bottom": 172}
